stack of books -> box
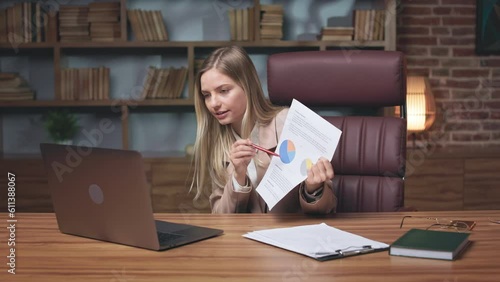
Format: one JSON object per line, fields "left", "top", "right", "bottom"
{"left": 227, "top": 7, "right": 255, "bottom": 41}
{"left": 260, "top": 5, "right": 283, "bottom": 40}
{"left": 88, "top": 2, "right": 121, "bottom": 42}
{"left": 0, "top": 72, "right": 34, "bottom": 101}
{"left": 60, "top": 67, "right": 109, "bottom": 101}
{"left": 319, "top": 27, "right": 354, "bottom": 41}
{"left": 58, "top": 5, "right": 90, "bottom": 42}
{"left": 353, "top": 9, "right": 385, "bottom": 41}
{"left": 140, "top": 66, "right": 187, "bottom": 99}
{"left": 0, "top": 2, "right": 54, "bottom": 43}
{"left": 127, "top": 9, "right": 168, "bottom": 41}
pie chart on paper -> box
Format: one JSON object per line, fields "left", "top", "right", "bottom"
{"left": 279, "top": 140, "right": 296, "bottom": 164}
{"left": 300, "top": 158, "right": 313, "bottom": 176}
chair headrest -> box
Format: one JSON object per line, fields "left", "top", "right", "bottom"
{"left": 267, "top": 50, "right": 407, "bottom": 107}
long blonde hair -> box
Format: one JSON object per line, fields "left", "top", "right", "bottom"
{"left": 191, "top": 46, "right": 282, "bottom": 203}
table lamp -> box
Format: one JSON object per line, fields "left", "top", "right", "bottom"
{"left": 406, "top": 76, "right": 436, "bottom": 148}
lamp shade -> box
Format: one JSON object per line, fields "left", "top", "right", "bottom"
{"left": 406, "top": 76, "right": 436, "bottom": 132}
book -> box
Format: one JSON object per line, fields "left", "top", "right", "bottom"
{"left": 390, "top": 229, "right": 471, "bottom": 261}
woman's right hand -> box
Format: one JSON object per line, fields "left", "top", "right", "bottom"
{"left": 230, "top": 139, "right": 256, "bottom": 185}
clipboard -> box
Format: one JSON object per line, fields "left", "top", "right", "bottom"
{"left": 243, "top": 223, "right": 390, "bottom": 261}
{"left": 313, "top": 245, "right": 389, "bottom": 261}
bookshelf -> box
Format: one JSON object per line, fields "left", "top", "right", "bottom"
{"left": 0, "top": 0, "right": 397, "bottom": 213}
{"left": 0, "top": 0, "right": 396, "bottom": 158}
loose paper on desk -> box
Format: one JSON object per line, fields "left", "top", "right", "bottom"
{"left": 256, "top": 99, "right": 342, "bottom": 210}
{"left": 243, "top": 223, "right": 389, "bottom": 260}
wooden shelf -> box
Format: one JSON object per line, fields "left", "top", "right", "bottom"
{"left": 0, "top": 42, "right": 56, "bottom": 49}
{"left": 0, "top": 99, "right": 194, "bottom": 108}
{"left": 0, "top": 40, "right": 387, "bottom": 50}
{"left": 0, "top": 100, "right": 116, "bottom": 107}
{"left": 0, "top": 0, "right": 396, "bottom": 155}
{"left": 141, "top": 150, "right": 191, "bottom": 160}
{"left": 0, "top": 153, "right": 42, "bottom": 160}
{"left": 0, "top": 150, "right": 190, "bottom": 160}
{"left": 0, "top": 40, "right": 385, "bottom": 49}
{"left": 130, "top": 99, "right": 194, "bottom": 106}
{"left": 59, "top": 41, "right": 190, "bottom": 49}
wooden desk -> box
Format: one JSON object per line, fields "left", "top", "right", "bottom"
{"left": 1, "top": 211, "right": 499, "bottom": 281}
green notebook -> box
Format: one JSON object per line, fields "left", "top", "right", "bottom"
{"left": 390, "top": 229, "right": 471, "bottom": 260}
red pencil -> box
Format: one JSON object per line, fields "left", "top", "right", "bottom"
{"left": 251, "top": 143, "right": 280, "bottom": 157}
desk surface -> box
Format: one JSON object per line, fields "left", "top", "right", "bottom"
{"left": 1, "top": 211, "right": 500, "bottom": 281}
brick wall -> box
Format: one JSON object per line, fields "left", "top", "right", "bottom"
{"left": 397, "top": 0, "right": 500, "bottom": 147}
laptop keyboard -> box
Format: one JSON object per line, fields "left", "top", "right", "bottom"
{"left": 157, "top": 231, "right": 184, "bottom": 245}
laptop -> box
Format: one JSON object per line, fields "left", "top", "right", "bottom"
{"left": 40, "top": 143, "right": 223, "bottom": 251}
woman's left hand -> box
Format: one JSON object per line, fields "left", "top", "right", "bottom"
{"left": 304, "top": 157, "right": 334, "bottom": 193}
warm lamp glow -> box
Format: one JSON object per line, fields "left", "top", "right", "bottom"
{"left": 406, "top": 76, "right": 436, "bottom": 133}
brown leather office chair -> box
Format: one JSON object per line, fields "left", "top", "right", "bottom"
{"left": 267, "top": 50, "right": 407, "bottom": 212}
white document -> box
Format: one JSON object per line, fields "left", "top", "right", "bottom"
{"left": 243, "top": 223, "right": 389, "bottom": 260}
{"left": 256, "top": 99, "right": 342, "bottom": 210}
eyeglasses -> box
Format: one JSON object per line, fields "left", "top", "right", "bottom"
{"left": 489, "top": 218, "right": 500, "bottom": 224}
{"left": 399, "top": 216, "right": 475, "bottom": 232}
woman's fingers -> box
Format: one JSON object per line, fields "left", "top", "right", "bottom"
{"left": 305, "top": 158, "right": 334, "bottom": 191}
{"left": 231, "top": 139, "right": 255, "bottom": 157}
{"left": 317, "top": 157, "right": 334, "bottom": 179}
{"left": 230, "top": 139, "right": 256, "bottom": 169}
{"left": 310, "top": 158, "right": 333, "bottom": 181}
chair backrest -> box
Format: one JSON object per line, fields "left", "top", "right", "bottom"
{"left": 267, "top": 50, "right": 407, "bottom": 212}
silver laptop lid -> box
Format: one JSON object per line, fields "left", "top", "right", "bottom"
{"left": 40, "top": 143, "right": 160, "bottom": 250}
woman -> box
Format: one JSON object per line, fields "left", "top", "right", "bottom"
{"left": 191, "top": 46, "right": 336, "bottom": 214}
